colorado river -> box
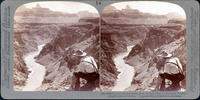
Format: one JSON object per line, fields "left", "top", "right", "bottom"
{"left": 112, "top": 46, "right": 135, "bottom": 91}
{"left": 23, "top": 44, "right": 46, "bottom": 91}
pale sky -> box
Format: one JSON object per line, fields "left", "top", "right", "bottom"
{"left": 24, "top": 1, "right": 98, "bottom": 14}
{"left": 23, "top": 1, "right": 186, "bottom": 19}
{"left": 111, "top": 1, "right": 186, "bottom": 19}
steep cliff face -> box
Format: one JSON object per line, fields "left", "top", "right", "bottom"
{"left": 14, "top": 14, "right": 67, "bottom": 91}
{"left": 36, "top": 17, "right": 99, "bottom": 65}
{"left": 14, "top": 32, "right": 28, "bottom": 90}
{"left": 14, "top": 23, "right": 62, "bottom": 90}
{"left": 125, "top": 23, "right": 186, "bottom": 91}
{"left": 100, "top": 21, "right": 149, "bottom": 90}
{"left": 36, "top": 17, "right": 99, "bottom": 91}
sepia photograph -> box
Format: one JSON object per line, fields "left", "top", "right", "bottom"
{"left": 1, "top": 0, "right": 200, "bottom": 99}
{"left": 100, "top": 1, "right": 186, "bottom": 91}
{"left": 13, "top": 1, "right": 186, "bottom": 92}
{"left": 14, "top": 1, "right": 100, "bottom": 91}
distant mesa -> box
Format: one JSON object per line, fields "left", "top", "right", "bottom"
{"left": 103, "top": 5, "right": 118, "bottom": 13}
{"left": 121, "top": 5, "right": 140, "bottom": 14}
{"left": 35, "top": 3, "right": 42, "bottom": 8}
{"left": 15, "top": 4, "right": 75, "bottom": 17}
{"left": 32, "top": 4, "right": 51, "bottom": 12}
{"left": 14, "top": 4, "right": 98, "bottom": 24}
{"left": 102, "top": 4, "right": 181, "bottom": 25}
{"left": 166, "top": 12, "right": 185, "bottom": 20}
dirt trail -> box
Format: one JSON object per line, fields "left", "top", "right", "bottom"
{"left": 23, "top": 44, "right": 46, "bottom": 91}
{"left": 112, "top": 46, "right": 135, "bottom": 91}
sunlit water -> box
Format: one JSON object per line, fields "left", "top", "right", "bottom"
{"left": 23, "top": 44, "right": 46, "bottom": 91}
{"left": 112, "top": 45, "right": 135, "bottom": 91}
